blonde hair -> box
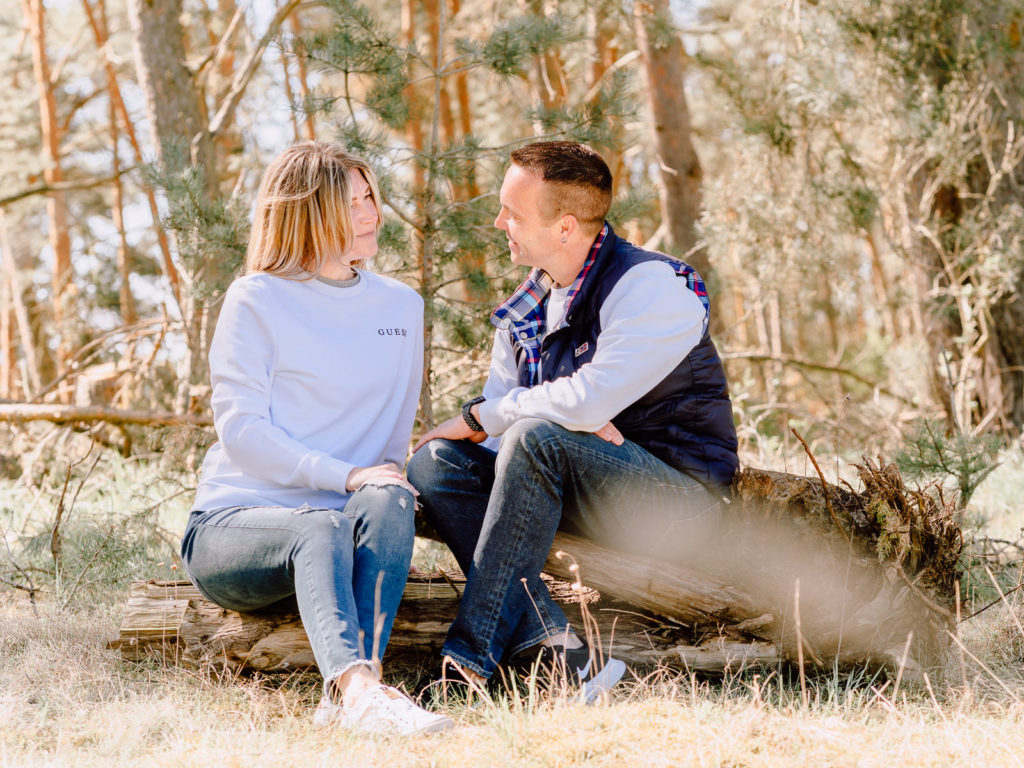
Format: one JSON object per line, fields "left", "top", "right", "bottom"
{"left": 245, "top": 141, "right": 382, "bottom": 277}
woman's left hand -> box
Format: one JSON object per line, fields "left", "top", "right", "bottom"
{"left": 346, "top": 463, "right": 418, "bottom": 495}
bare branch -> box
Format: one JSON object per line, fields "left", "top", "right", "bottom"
{"left": 721, "top": 351, "right": 910, "bottom": 403}
{"left": 0, "top": 404, "right": 212, "bottom": 428}
{"left": 192, "top": 4, "right": 246, "bottom": 78}
{"left": 0, "top": 169, "right": 135, "bottom": 208}
{"left": 207, "top": 0, "right": 305, "bottom": 138}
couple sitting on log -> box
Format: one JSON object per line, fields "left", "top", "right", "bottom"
{"left": 179, "top": 139, "right": 740, "bottom": 736}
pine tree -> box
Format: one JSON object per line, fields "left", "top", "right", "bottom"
{"left": 297, "top": 0, "right": 635, "bottom": 428}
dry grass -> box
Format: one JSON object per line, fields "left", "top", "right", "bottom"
{"left": 3, "top": 594, "right": 1024, "bottom": 767}
{"left": 2, "top": 440, "right": 1024, "bottom": 766}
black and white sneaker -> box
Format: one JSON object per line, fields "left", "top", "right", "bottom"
{"left": 531, "top": 642, "right": 627, "bottom": 703}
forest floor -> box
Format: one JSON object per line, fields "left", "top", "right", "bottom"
{"left": 1, "top": 445, "right": 1023, "bottom": 767}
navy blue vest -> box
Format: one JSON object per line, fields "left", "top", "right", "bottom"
{"left": 511, "top": 228, "right": 739, "bottom": 489}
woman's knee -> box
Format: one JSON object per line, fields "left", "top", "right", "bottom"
{"left": 348, "top": 483, "right": 416, "bottom": 544}
{"left": 294, "top": 506, "right": 356, "bottom": 543}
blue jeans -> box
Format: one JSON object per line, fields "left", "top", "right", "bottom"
{"left": 180, "top": 484, "right": 416, "bottom": 687}
{"left": 406, "top": 417, "right": 723, "bottom": 679}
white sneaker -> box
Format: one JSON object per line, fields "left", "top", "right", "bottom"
{"left": 314, "top": 684, "right": 455, "bottom": 736}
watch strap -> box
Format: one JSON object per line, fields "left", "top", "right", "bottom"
{"left": 461, "top": 396, "right": 486, "bottom": 432}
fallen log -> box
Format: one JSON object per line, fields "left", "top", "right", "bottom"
{"left": 112, "top": 576, "right": 780, "bottom": 673}
{"left": 111, "top": 461, "right": 960, "bottom": 678}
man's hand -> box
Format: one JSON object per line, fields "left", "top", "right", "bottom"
{"left": 593, "top": 421, "right": 624, "bottom": 446}
{"left": 346, "top": 463, "right": 418, "bottom": 495}
{"left": 413, "top": 414, "right": 488, "bottom": 453}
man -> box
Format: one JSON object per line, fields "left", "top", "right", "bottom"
{"left": 408, "top": 141, "right": 738, "bottom": 699}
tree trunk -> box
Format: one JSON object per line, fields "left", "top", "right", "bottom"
{"left": 0, "top": 403, "right": 212, "bottom": 427}
{"left": 989, "top": 295, "right": 1024, "bottom": 432}
{"left": 0, "top": 257, "right": 12, "bottom": 398}
{"left": 289, "top": 13, "right": 316, "bottom": 142}
{"left": 633, "top": 0, "right": 706, "bottom": 279}
{"left": 527, "top": 0, "right": 568, "bottom": 134}
{"left": 126, "top": 0, "right": 214, "bottom": 183}
{"left": 81, "top": 0, "right": 182, "bottom": 315}
{"left": 98, "top": 0, "right": 136, "bottom": 327}
{"left": 0, "top": 213, "right": 41, "bottom": 397}
{"left": 279, "top": 40, "right": 301, "bottom": 144}
{"left": 24, "top": 0, "right": 74, "bottom": 386}
{"left": 127, "top": 0, "right": 217, "bottom": 416}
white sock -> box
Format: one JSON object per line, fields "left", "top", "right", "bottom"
{"left": 540, "top": 630, "right": 583, "bottom": 650}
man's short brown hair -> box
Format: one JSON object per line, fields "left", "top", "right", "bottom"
{"left": 510, "top": 141, "right": 612, "bottom": 235}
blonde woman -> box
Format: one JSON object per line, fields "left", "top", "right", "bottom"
{"left": 181, "top": 142, "right": 452, "bottom": 735}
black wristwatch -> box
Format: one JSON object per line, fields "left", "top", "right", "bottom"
{"left": 461, "top": 396, "right": 486, "bottom": 432}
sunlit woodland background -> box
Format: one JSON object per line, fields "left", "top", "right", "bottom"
{"left": 0, "top": 0, "right": 1022, "bottom": 607}
{"left": 3, "top": 0, "right": 1024, "bottom": 461}
{"left": 2, "top": 1, "right": 1024, "bottom": 764}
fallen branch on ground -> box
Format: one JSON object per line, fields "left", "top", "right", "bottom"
{"left": 0, "top": 404, "right": 212, "bottom": 428}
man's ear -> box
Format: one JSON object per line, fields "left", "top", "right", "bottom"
{"left": 559, "top": 214, "right": 579, "bottom": 242}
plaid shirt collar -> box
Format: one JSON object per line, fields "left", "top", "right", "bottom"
{"left": 490, "top": 224, "right": 608, "bottom": 385}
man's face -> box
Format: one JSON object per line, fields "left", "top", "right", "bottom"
{"left": 494, "top": 164, "right": 562, "bottom": 273}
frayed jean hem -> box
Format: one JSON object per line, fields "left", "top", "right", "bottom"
{"left": 440, "top": 646, "right": 493, "bottom": 680}
{"left": 507, "top": 627, "right": 571, "bottom": 659}
{"left": 322, "top": 659, "right": 379, "bottom": 699}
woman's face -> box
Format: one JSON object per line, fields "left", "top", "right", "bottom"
{"left": 339, "top": 171, "right": 379, "bottom": 265}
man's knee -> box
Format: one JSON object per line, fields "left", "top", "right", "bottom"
{"left": 499, "top": 418, "right": 567, "bottom": 461}
{"left": 407, "top": 438, "right": 486, "bottom": 491}
{"left": 407, "top": 439, "right": 455, "bottom": 492}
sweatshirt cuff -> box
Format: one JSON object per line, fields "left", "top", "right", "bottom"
{"left": 309, "top": 453, "right": 357, "bottom": 495}
{"left": 477, "top": 389, "right": 524, "bottom": 436}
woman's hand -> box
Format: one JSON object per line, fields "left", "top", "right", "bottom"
{"left": 346, "top": 463, "right": 418, "bottom": 495}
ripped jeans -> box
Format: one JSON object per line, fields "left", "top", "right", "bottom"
{"left": 180, "top": 483, "right": 415, "bottom": 686}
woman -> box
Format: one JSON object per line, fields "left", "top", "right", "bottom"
{"left": 181, "top": 142, "right": 452, "bottom": 735}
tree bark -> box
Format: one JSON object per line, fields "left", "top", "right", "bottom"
{"left": 126, "top": 0, "right": 214, "bottom": 182}
{"left": 527, "top": 0, "right": 568, "bottom": 131}
{"left": 633, "top": 0, "right": 706, "bottom": 278}
{"left": 127, "top": 0, "right": 218, "bottom": 418}
{"left": 0, "top": 257, "right": 12, "bottom": 398}
{"left": 289, "top": 13, "right": 316, "bottom": 142}
{"left": 97, "top": 0, "right": 136, "bottom": 327}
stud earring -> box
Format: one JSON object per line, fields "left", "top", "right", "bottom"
{"left": 560, "top": 237, "right": 567, "bottom": 244}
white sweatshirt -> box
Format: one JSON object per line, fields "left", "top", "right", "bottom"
{"left": 477, "top": 260, "right": 706, "bottom": 435}
{"left": 193, "top": 270, "right": 424, "bottom": 511}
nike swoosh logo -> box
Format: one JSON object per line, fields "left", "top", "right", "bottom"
{"left": 574, "top": 658, "right": 592, "bottom": 680}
